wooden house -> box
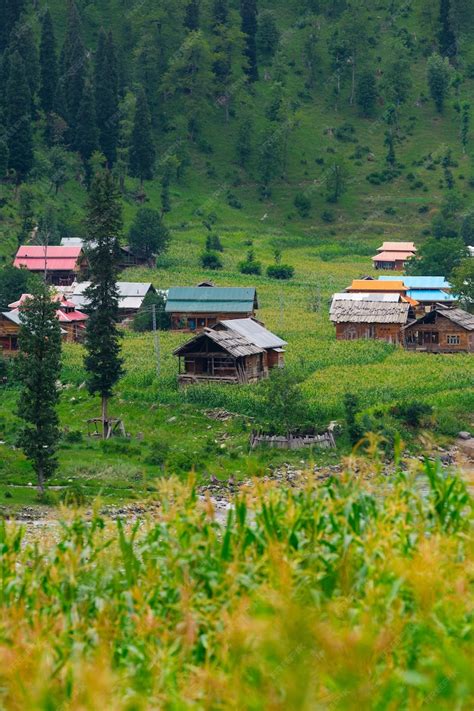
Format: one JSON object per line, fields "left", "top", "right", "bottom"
{"left": 174, "top": 318, "right": 286, "bottom": 385}
{"left": 166, "top": 287, "right": 258, "bottom": 331}
{"left": 70, "top": 281, "right": 155, "bottom": 322}
{"left": 14, "top": 246, "right": 88, "bottom": 286}
{"left": 330, "top": 295, "right": 410, "bottom": 343}
{"left": 0, "top": 310, "right": 21, "bottom": 355}
{"left": 403, "top": 307, "right": 474, "bottom": 353}
{"left": 60, "top": 238, "right": 151, "bottom": 269}
{"left": 372, "top": 241, "right": 416, "bottom": 271}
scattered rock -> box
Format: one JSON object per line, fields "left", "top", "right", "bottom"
{"left": 458, "top": 432, "right": 472, "bottom": 441}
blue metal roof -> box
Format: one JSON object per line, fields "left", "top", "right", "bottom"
{"left": 407, "top": 289, "right": 456, "bottom": 302}
{"left": 379, "top": 276, "right": 451, "bottom": 289}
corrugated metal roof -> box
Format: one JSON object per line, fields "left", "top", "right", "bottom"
{"left": 166, "top": 287, "right": 257, "bottom": 313}
{"left": 332, "top": 292, "right": 401, "bottom": 303}
{"left": 372, "top": 251, "right": 415, "bottom": 262}
{"left": 379, "top": 276, "right": 451, "bottom": 289}
{"left": 218, "top": 318, "right": 287, "bottom": 348}
{"left": 174, "top": 327, "right": 264, "bottom": 358}
{"left": 16, "top": 246, "right": 83, "bottom": 259}
{"left": 407, "top": 289, "right": 456, "bottom": 302}
{"left": 347, "top": 280, "right": 407, "bottom": 292}
{"left": 437, "top": 308, "right": 474, "bottom": 330}
{"left": 1, "top": 310, "right": 21, "bottom": 326}
{"left": 378, "top": 241, "right": 416, "bottom": 252}
{"left": 330, "top": 300, "right": 410, "bottom": 324}
{"left": 61, "top": 238, "right": 84, "bottom": 247}
{"left": 71, "top": 282, "right": 153, "bottom": 310}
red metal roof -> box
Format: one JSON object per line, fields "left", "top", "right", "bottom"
{"left": 14, "top": 246, "right": 82, "bottom": 272}
{"left": 372, "top": 251, "right": 415, "bottom": 262}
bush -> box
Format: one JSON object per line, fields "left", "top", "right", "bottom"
{"left": 321, "top": 210, "right": 335, "bottom": 223}
{"left": 132, "top": 291, "right": 171, "bottom": 332}
{"left": 63, "top": 430, "right": 83, "bottom": 443}
{"left": 390, "top": 402, "right": 433, "bottom": 428}
{"left": 144, "top": 437, "right": 171, "bottom": 467}
{"left": 239, "top": 249, "right": 262, "bottom": 275}
{"left": 344, "top": 393, "right": 363, "bottom": 446}
{"left": 59, "top": 483, "right": 88, "bottom": 507}
{"left": 267, "top": 264, "right": 294, "bottom": 280}
{"left": 205, "top": 234, "right": 224, "bottom": 252}
{"left": 294, "top": 192, "right": 311, "bottom": 218}
{"left": 200, "top": 251, "right": 223, "bottom": 270}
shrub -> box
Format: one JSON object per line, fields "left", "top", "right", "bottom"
{"left": 239, "top": 249, "right": 262, "bottom": 275}
{"left": 132, "top": 291, "right": 171, "bottom": 332}
{"left": 267, "top": 264, "right": 294, "bottom": 280}
{"left": 390, "top": 401, "right": 433, "bottom": 428}
{"left": 205, "top": 234, "right": 224, "bottom": 252}
{"left": 344, "top": 393, "right": 363, "bottom": 446}
{"left": 200, "top": 251, "right": 223, "bottom": 270}
{"left": 59, "top": 483, "right": 88, "bottom": 507}
{"left": 321, "top": 210, "right": 335, "bottom": 223}
{"left": 144, "top": 437, "right": 171, "bottom": 467}
{"left": 294, "top": 192, "right": 311, "bottom": 217}
{"left": 63, "top": 430, "right": 83, "bottom": 444}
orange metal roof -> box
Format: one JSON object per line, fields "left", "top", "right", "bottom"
{"left": 347, "top": 280, "right": 408, "bottom": 293}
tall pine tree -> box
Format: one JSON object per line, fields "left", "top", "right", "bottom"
{"left": 39, "top": 9, "right": 58, "bottom": 115}
{"left": 212, "top": 0, "right": 229, "bottom": 28}
{"left": 129, "top": 87, "right": 155, "bottom": 186}
{"left": 184, "top": 0, "right": 200, "bottom": 31}
{"left": 0, "top": 0, "right": 26, "bottom": 53}
{"left": 75, "top": 79, "right": 99, "bottom": 164}
{"left": 439, "top": 0, "right": 456, "bottom": 57}
{"left": 240, "top": 0, "right": 259, "bottom": 81}
{"left": 7, "top": 52, "right": 33, "bottom": 181}
{"left": 17, "top": 282, "right": 62, "bottom": 494}
{"left": 95, "top": 29, "right": 119, "bottom": 165}
{"left": 59, "top": 1, "right": 86, "bottom": 134}
{"left": 83, "top": 170, "right": 124, "bottom": 437}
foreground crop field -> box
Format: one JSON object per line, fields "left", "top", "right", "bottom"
{"left": 0, "top": 463, "right": 472, "bottom": 710}
{"left": 1, "top": 228, "right": 473, "bottom": 502}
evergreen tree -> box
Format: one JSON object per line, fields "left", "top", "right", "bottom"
{"left": 129, "top": 208, "right": 170, "bottom": 261}
{"left": 39, "top": 9, "right": 58, "bottom": 115}
{"left": 83, "top": 170, "right": 124, "bottom": 437}
{"left": 240, "top": 0, "right": 259, "bottom": 82}
{"left": 6, "top": 52, "right": 33, "bottom": 181}
{"left": 439, "top": 0, "right": 456, "bottom": 57}
{"left": 129, "top": 87, "right": 155, "bottom": 185}
{"left": 59, "top": 1, "right": 86, "bottom": 133}
{"left": 236, "top": 116, "right": 252, "bottom": 167}
{"left": 382, "top": 52, "right": 412, "bottom": 105}
{"left": 212, "top": 0, "right": 229, "bottom": 28}
{"left": 258, "top": 124, "right": 283, "bottom": 197}
{"left": 357, "top": 70, "right": 377, "bottom": 117}
{"left": 95, "top": 29, "right": 119, "bottom": 165}
{"left": 0, "top": 0, "right": 26, "bottom": 53}
{"left": 427, "top": 53, "right": 452, "bottom": 112}
{"left": 326, "top": 159, "right": 349, "bottom": 203}
{"left": 256, "top": 10, "right": 280, "bottom": 60}
{"left": 8, "top": 16, "right": 40, "bottom": 107}
{"left": 16, "top": 282, "right": 62, "bottom": 494}
{"left": 161, "top": 172, "right": 171, "bottom": 215}
{"left": 184, "top": 0, "right": 200, "bottom": 31}
{"left": 75, "top": 80, "right": 99, "bottom": 164}
{"left": 460, "top": 100, "right": 470, "bottom": 153}
{"left": 0, "top": 118, "right": 8, "bottom": 178}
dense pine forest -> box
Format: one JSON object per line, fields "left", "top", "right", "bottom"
{"left": 1, "top": 0, "right": 474, "bottom": 270}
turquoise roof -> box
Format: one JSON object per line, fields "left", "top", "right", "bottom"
{"left": 166, "top": 287, "right": 258, "bottom": 314}
{"left": 379, "top": 276, "right": 451, "bottom": 289}
{"left": 407, "top": 289, "right": 456, "bottom": 302}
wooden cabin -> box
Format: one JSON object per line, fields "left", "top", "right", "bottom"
{"left": 14, "top": 246, "right": 88, "bottom": 286}
{"left": 330, "top": 296, "right": 410, "bottom": 343}
{"left": 174, "top": 319, "right": 286, "bottom": 385}
{"left": 372, "top": 242, "right": 416, "bottom": 271}
{"left": 61, "top": 238, "right": 151, "bottom": 269}
{"left": 403, "top": 308, "right": 474, "bottom": 353}
{"left": 166, "top": 287, "right": 258, "bottom": 331}
{"left": 0, "top": 311, "right": 21, "bottom": 355}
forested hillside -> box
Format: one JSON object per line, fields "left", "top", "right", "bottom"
{"left": 1, "top": 0, "right": 474, "bottom": 265}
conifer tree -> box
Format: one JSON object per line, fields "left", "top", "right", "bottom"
{"left": 427, "top": 53, "right": 452, "bottom": 112}
{"left": 212, "top": 0, "right": 229, "bottom": 28}
{"left": 75, "top": 79, "right": 99, "bottom": 164}
{"left": 184, "top": 0, "right": 200, "bottom": 31}
{"left": 240, "top": 0, "right": 259, "bottom": 81}
{"left": 39, "top": 9, "right": 58, "bottom": 115}
{"left": 16, "top": 281, "right": 62, "bottom": 494}
{"left": 129, "top": 87, "right": 155, "bottom": 186}
{"left": 59, "top": 1, "right": 86, "bottom": 132}
{"left": 6, "top": 52, "right": 33, "bottom": 181}
{"left": 439, "top": 0, "right": 456, "bottom": 57}
{"left": 0, "top": 0, "right": 26, "bottom": 53}
{"left": 83, "top": 170, "right": 124, "bottom": 437}
{"left": 8, "top": 16, "right": 40, "bottom": 107}
{"left": 95, "top": 29, "right": 119, "bottom": 164}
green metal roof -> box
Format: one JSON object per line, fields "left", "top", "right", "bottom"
{"left": 166, "top": 287, "right": 258, "bottom": 314}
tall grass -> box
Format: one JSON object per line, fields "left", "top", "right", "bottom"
{"left": 0, "top": 463, "right": 472, "bottom": 709}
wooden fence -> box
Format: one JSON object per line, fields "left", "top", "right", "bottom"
{"left": 250, "top": 430, "right": 336, "bottom": 450}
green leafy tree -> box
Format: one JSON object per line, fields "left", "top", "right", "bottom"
{"left": 460, "top": 209, "right": 474, "bottom": 245}
{"left": 200, "top": 250, "right": 223, "bottom": 269}
{"left": 39, "top": 9, "right": 58, "bottom": 115}
{"left": 382, "top": 52, "right": 412, "bottom": 105}
{"left": 129, "top": 87, "right": 155, "bottom": 185}
{"left": 406, "top": 237, "right": 466, "bottom": 277}
{"left": 6, "top": 52, "right": 33, "bottom": 180}
{"left": 95, "top": 30, "right": 119, "bottom": 165}
{"left": 132, "top": 291, "right": 171, "bottom": 332}
{"left": 47, "top": 145, "right": 78, "bottom": 195}
{"left": 256, "top": 11, "right": 280, "bottom": 60}
{"left": 212, "top": 0, "right": 229, "bottom": 27}
{"left": 427, "top": 53, "right": 452, "bottom": 112}
{"left": 303, "top": 21, "right": 319, "bottom": 89}
{"left": 240, "top": 0, "right": 259, "bottom": 82}
{"left": 337, "top": 11, "right": 369, "bottom": 105}
{"left": 258, "top": 125, "right": 283, "bottom": 197}
{"left": 262, "top": 369, "right": 311, "bottom": 434}
{"left": 0, "top": 265, "right": 30, "bottom": 310}
{"left": 128, "top": 208, "right": 170, "bottom": 262}
{"left": 16, "top": 282, "right": 62, "bottom": 494}
{"left": 356, "top": 70, "right": 377, "bottom": 117}
{"left": 83, "top": 170, "right": 124, "bottom": 436}
{"left": 451, "top": 257, "right": 474, "bottom": 308}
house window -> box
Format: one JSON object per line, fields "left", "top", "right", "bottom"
{"left": 344, "top": 327, "right": 357, "bottom": 340}
{"left": 447, "top": 334, "right": 460, "bottom": 345}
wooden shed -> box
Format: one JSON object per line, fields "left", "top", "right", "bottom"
{"left": 403, "top": 308, "right": 474, "bottom": 353}
{"left": 330, "top": 296, "right": 410, "bottom": 343}
{"left": 174, "top": 319, "right": 286, "bottom": 385}
{"left": 166, "top": 287, "right": 258, "bottom": 331}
